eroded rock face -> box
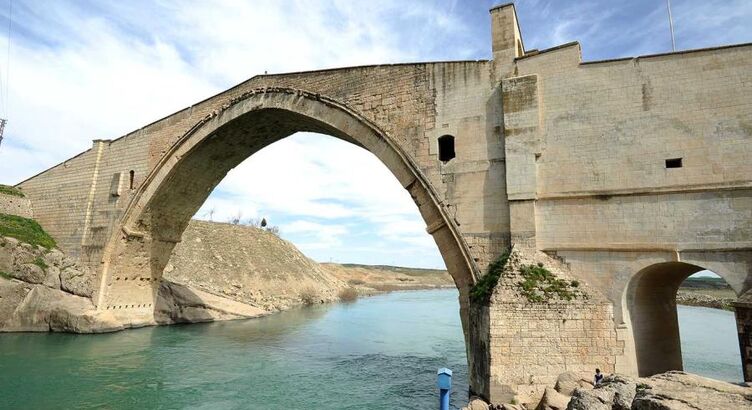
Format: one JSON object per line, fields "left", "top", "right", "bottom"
{"left": 60, "top": 266, "right": 93, "bottom": 298}
{"left": 561, "top": 371, "right": 752, "bottom": 410}
{"left": 555, "top": 372, "right": 593, "bottom": 396}
{"left": 155, "top": 280, "right": 268, "bottom": 324}
{"left": 536, "top": 386, "right": 570, "bottom": 410}
{"left": 633, "top": 372, "right": 752, "bottom": 410}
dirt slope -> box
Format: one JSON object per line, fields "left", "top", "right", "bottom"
{"left": 165, "top": 220, "right": 345, "bottom": 311}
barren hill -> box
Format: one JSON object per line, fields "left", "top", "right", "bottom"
{"left": 165, "top": 220, "right": 453, "bottom": 312}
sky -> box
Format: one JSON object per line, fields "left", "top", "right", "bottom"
{"left": 0, "top": 0, "right": 749, "bottom": 269}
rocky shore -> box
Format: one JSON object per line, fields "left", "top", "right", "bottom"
{"left": 463, "top": 371, "right": 752, "bottom": 410}
{"left": 676, "top": 290, "right": 735, "bottom": 311}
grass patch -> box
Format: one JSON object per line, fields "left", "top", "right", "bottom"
{"left": 33, "top": 256, "right": 48, "bottom": 271}
{"left": 347, "top": 278, "right": 365, "bottom": 286}
{"left": 299, "top": 287, "right": 320, "bottom": 305}
{"left": 517, "top": 263, "right": 582, "bottom": 303}
{"left": 0, "top": 184, "right": 25, "bottom": 198}
{"left": 470, "top": 249, "right": 510, "bottom": 305}
{"left": 0, "top": 271, "right": 12, "bottom": 280}
{"left": 338, "top": 287, "right": 358, "bottom": 302}
{"left": 0, "top": 213, "right": 57, "bottom": 249}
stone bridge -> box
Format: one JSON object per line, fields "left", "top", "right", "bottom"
{"left": 13, "top": 4, "right": 752, "bottom": 403}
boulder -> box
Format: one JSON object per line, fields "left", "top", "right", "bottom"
{"left": 566, "top": 387, "right": 612, "bottom": 410}
{"left": 633, "top": 371, "right": 752, "bottom": 410}
{"left": 43, "top": 249, "right": 65, "bottom": 267}
{"left": 537, "top": 387, "right": 570, "bottom": 410}
{"left": 461, "top": 398, "right": 489, "bottom": 410}
{"left": 555, "top": 372, "right": 592, "bottom": 396}
{"left": 0, "top": 285, "right": 123, "bottom": 333}
{"left": 60, "top": 266, "right": 93, "bottom": 298}
{"left": 12, "top": 263, "right": 46, "bottom": 284}
{"left": 0, "top": 278, "right": 32, "bottom": 326}
{"left": 42, "top": 265, "right": 61, "bottom": 289}
{"left": 155, "top": 280, "right": 267, "bottom": 324}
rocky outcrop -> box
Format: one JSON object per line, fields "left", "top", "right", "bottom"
{"left": 155, "top": 281, "right": 267, "bottom": 324}
{"left": 561, "top": 371, "right": 752, "bottom": 410}
{"left": 676, "top": 291, "right": 734, "bottom": 311}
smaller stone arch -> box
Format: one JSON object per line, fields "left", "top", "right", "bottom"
{"left": 625, "top": 261, "right": 740, "bottom": 377}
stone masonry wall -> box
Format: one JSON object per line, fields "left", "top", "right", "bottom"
{"left": 488, "top": 300, "right": 622, "bottom": 402}
{"left": 0, "top": 192, "right": 33, "bottom": 218}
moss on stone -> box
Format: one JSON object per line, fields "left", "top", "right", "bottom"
{"left": 517, "top": 264, "right": 582, "bottom": 303}
{"left": 0, "top": 184, "right": 25, "bottom": 198}
{"left": 0, "top": 213, "right": 56, "bottom": 249}
{"left": 0, "top": 271, "right": 12, "bottom": 280}
{"left": 33, "top": 256, "right": 48, "bottom": 271}
{"left": 470, "top": 249, "right": 510, "bottom": 305}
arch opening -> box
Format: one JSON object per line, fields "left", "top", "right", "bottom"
{"left": 96, "top": 90, "right": 477, "bottom": 331}
{"left": 626, "top": 262, "right": 743, "bottom": 380}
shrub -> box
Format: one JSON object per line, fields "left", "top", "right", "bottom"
{"left": 0, "top": 184, "right": 24, "bottom": 198}
{"left": 338, "top": 287, "right": 358, "bottom": 302}
{"left": 470, "top": 249, "right": 510, "bottom": 305}
{"left": 347, "top": 278, "right": 365, "bottom": 286}
{"left": 517, "top": 264, "right": 581, "bottom": 303}
{"left": 299, "top": 287, "right": 320, "bottom": 305}
{"left": 0, "top": 213, "right": 56, "bottom": 249}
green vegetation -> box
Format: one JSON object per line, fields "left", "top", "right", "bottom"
{"left": 0, "top": 213, "right": 57, "bottom": 249}
{"left": 470, "top": 249, "right": 510, "bottom": 305}
{"left": 517, "top": 263, "right": 582, "bottom": 303}
{"left": 33, "top": 256, "right": 48, "bottom": 271}
{"left": 0, "top": 184, "right": 25, "bottom": 198}
{"left": 0, "top": 271, "right": 12, "bottom": 280}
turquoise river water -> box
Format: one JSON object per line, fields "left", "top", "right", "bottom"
{"left": 0, "top": 289, "right": 743, "bottom": 409}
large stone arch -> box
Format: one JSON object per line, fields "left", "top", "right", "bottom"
{"left": 624, "top": 261, "right": 741, "bottom": 377}
{"left": 93, "top": 87, "right": 477, "bottom": 324}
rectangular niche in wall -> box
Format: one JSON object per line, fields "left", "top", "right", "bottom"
{"left": 665, "top": 158, "right": 683, "bottom": 169}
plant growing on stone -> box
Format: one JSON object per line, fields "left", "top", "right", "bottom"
{"left": 0, "top": 184, "right": 25, "bottom": 198}
{"left": 33, "top": 257, "right": 48, "bottom": 271}
{"left": 470, "top": 249, "right": 510, "bottom": 305}
{"left": 517, "top": 264, "right": 581, "bottom": 303}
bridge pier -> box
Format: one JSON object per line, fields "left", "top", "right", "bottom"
{"left": 734, "top": 294, "right": 752, "bottom": 382}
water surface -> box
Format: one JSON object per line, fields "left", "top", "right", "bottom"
{"left": 0, "top": 290, "right": 744, "bottom": 409}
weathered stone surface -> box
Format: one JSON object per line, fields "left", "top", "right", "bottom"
{"left": 12, "top": 263, "right": 46, "bottom": 284}
{"left": 155, "top": 280, "right": 268, "bottom": 324}
{"left": 42, "top": 265, "right": 61, "bottom": 290}
{"left": 60, "top": 266, "right": 93, "bottom": 298}
{"left": 461, "top": 398, "right": 490, "bottom": 410}
{"left": 0, "top": 278, "right": 32, "bottom": 325}
{"left": 633, "top": 372, "right": 752, "bottom": 410}
{"left": 564, "top": 372, "right": 752, "bottom": 410}
{"left": 555, "top": 372, "right": 593, "bottom": 396}
{"left": 536, "top": 387, "right": 570, "bottom": 410}
{"left": 1, "top": 284, "right": 108, "bottom": 332}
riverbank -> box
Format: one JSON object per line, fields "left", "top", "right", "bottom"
{"left": 677, "top": 277, "right": 737, "bottom": 311}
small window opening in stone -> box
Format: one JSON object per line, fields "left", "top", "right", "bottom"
{"left": 129, "top": 170, "right": 135, "bottom": 189}
{"left": 665, "top": 158, "right": 683, "bottom": 169}
{"left": 438, "top": 135, "right": 455, "bottom": 162}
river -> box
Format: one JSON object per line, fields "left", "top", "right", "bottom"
{"left": 0, "top": 289, "right": 743, "bottom": 409}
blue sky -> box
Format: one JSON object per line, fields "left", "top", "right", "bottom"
{"left": 0, "top": 1, "right": 749, "bottom": 269}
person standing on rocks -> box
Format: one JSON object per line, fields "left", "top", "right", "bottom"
{"left": 594, "top": 368, "right": 604, "bottom": 385}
